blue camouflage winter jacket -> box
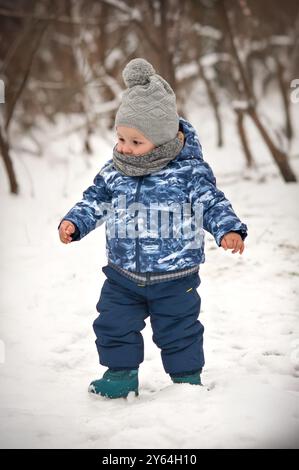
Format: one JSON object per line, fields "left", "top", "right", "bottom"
{"left": 60, "top": 118, "right": 248, "bottom": 272}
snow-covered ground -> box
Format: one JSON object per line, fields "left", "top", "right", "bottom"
{"left": 0, "top": 93, "right": 299, "bottom": 449}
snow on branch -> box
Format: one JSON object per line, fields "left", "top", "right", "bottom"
{"left": 200, "top": 53, "right": 231, "bottom": 68}
{"left": 232, "top": 100, "right": 251, "bottom": 111}
{"left": 102, "top": 0, "right": 142, "bottom": 21}
{"left": 0, "top": 2, "right": 142, "bottom": 26}
{"left": 192, "top": 23, "right": 222, "bottom": 41}
{"left": 0, "top": 7, "right": 100, "bottom": 25}
{"left": 176, "top": 62, "right": 199, "bottom": 81}
{"left": 93, "top": 98, "right": 120, "bottom": 115}
{"left": 270, "top": 35, "right": 293, "bottom": 47}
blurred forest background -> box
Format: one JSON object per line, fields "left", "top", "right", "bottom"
{"left": 0, "top": 0, "right": 299, "bottom": 194}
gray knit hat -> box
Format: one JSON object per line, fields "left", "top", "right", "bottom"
{"left": 115, "top": 58, "right": 179, "bottom": 147}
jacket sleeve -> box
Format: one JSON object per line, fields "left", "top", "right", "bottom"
{"left": 58, "top": 170, "right": 112, "bottom": 241}
{"left": 189, "top": 160, "right": 248, "bottom": 246}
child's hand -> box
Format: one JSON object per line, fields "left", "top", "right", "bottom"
{"left": 59, "top": 220, "right": 75, "bottom": 244}
{"left": 220, "top": 232, "right": 245, "bottom": 254}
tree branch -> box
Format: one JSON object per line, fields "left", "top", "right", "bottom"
{"left": 0, "top": 1, "right": 141, "bottom": 26}
{"left": 5, "top": 20, "right": 49, "bottom": 130}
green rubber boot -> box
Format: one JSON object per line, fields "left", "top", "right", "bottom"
{"left": 170, "top": 370, "right": 202, "bottom": 385}
{"left": 88, "top": 369, "right": 139, "bottom": 399}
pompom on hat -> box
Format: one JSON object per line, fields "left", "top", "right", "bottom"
{"left": 115, "top": 58, "right": 179, "bottom": 147}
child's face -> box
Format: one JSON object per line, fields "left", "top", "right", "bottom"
{"left": 116, "top": 126, "right": 155, "bottom": 156}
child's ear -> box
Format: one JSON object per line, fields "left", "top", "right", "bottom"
{"left": 177, "top": 131, "right": 185, "bottom": 144}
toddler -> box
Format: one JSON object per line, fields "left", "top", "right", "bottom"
{"left": 58, "top": 58, "right": 248, "bottom": 399}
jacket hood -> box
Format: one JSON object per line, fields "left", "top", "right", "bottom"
{"left": 177, "top": 117, "right": 203, "bottom": 162}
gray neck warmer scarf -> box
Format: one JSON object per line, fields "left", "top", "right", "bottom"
{"left": 112, "top": 135, "right": 184, "bottom": 177}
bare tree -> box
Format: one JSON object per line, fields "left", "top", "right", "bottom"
{"left": 0, "top": 0, "right": 297, "bottom": 194}
{"left": 0, "top": 0, "right": 49, "bottom": 193}
{"left": 217, "top": 0, "right": 296, "bottom": 182}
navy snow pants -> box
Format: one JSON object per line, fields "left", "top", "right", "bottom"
{"left": 93, "top": 265, "right": 205, "bottom": 375}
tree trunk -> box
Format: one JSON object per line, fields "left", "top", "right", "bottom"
{"left": 1, "top": 18, "right": 49, "bottom": 194}
{"left": 159, "top": 0, "right": 176, "bottom": 89}
{"left": 235, "top": 109, "right": 254, "bottom": 168}
{"left": 248, "top": 107, "right": 296, "bottom": 182}
{"left": 274, "top": 56, "right": 293, "bottom": 140}
{"left": 199, "top": 61, "right": 223, "bottom": 147}
{"left": 0, "top": 128, "right": 18, "bottom": 194}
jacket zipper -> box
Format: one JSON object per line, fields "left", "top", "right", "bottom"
{"left": 134, "top": 176, "right": 144, "bottom": 272}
